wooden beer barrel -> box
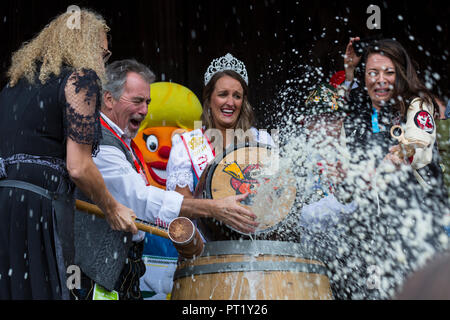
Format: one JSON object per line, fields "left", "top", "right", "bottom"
{"left": 171, "top": 240, "right": 333, "bottom": 300}
{"left": 194, "top": 143, "right": 297, "bottom": 241}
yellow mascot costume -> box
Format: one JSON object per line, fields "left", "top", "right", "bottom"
{"left": 133, "top": 82, "right": 202, "bottom": 300}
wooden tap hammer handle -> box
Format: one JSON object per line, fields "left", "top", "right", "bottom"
{"left": 75, "top": 199, "right": 169, "bottom": 239}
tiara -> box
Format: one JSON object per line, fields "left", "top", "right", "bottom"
{"left": 204, "top": 53, "right": 248, "bottom": 86}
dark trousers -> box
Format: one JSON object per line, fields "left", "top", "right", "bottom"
{"left": 71, "top": 241, "right": 146, "bottom": 300}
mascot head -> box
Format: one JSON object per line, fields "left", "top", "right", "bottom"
{"left": 133, "top": 82, "right": 202, "bottom": 189}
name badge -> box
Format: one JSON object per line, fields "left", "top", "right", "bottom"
{"left": 93, "top": 283, "right": 119, "bottom": 300}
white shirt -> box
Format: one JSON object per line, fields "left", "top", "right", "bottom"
{"left": 166, "top": 127, "right": 275, "bottom": 192}
{"left": 300, "top": 194, "right": 357, "bottom": 231}
{"left": 94, "top": 113, "right": 184, "bottom": 242}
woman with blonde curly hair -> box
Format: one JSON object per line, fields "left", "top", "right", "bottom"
{"left": 0, "top": 9, "right": 138, "bottom": 300}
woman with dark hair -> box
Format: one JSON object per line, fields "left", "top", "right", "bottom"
{"left": 331, "top": 37, "right": 449, "bottom": 299}
{"left": 343, "top": 38, "right": 445, "bottom": 193}
{"left": 166, "top": 53, "right": 274, "bottom": 240}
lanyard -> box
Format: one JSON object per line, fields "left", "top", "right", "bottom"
{"left": 372, "top": 107, "right": 380, "bottom": 133}
{"left": 100, "top": 117, "right": 149, "bottom": 186}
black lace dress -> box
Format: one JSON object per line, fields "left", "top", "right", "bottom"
{"left": 0, "top": 66, "right": 102, "bottom": 300}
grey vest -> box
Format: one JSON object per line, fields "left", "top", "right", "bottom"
{"left": 74, "top": 125, "right": 136, "bottom": 291}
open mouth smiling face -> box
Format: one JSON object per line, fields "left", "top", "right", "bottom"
{"left": 210, "top": 75, "right": 243, "bottom": 130}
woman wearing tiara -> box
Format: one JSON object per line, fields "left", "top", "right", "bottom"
{"left": 166, "top": 53, "right": 274, "bottom": 241}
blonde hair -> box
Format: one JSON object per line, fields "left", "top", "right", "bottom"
{"left": 7, "top": 9, "right": 109, "bottom": 86}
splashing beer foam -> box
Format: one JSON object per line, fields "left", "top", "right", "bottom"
{"left": 254, "top": 67, "right": 448, "bottom": 299}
